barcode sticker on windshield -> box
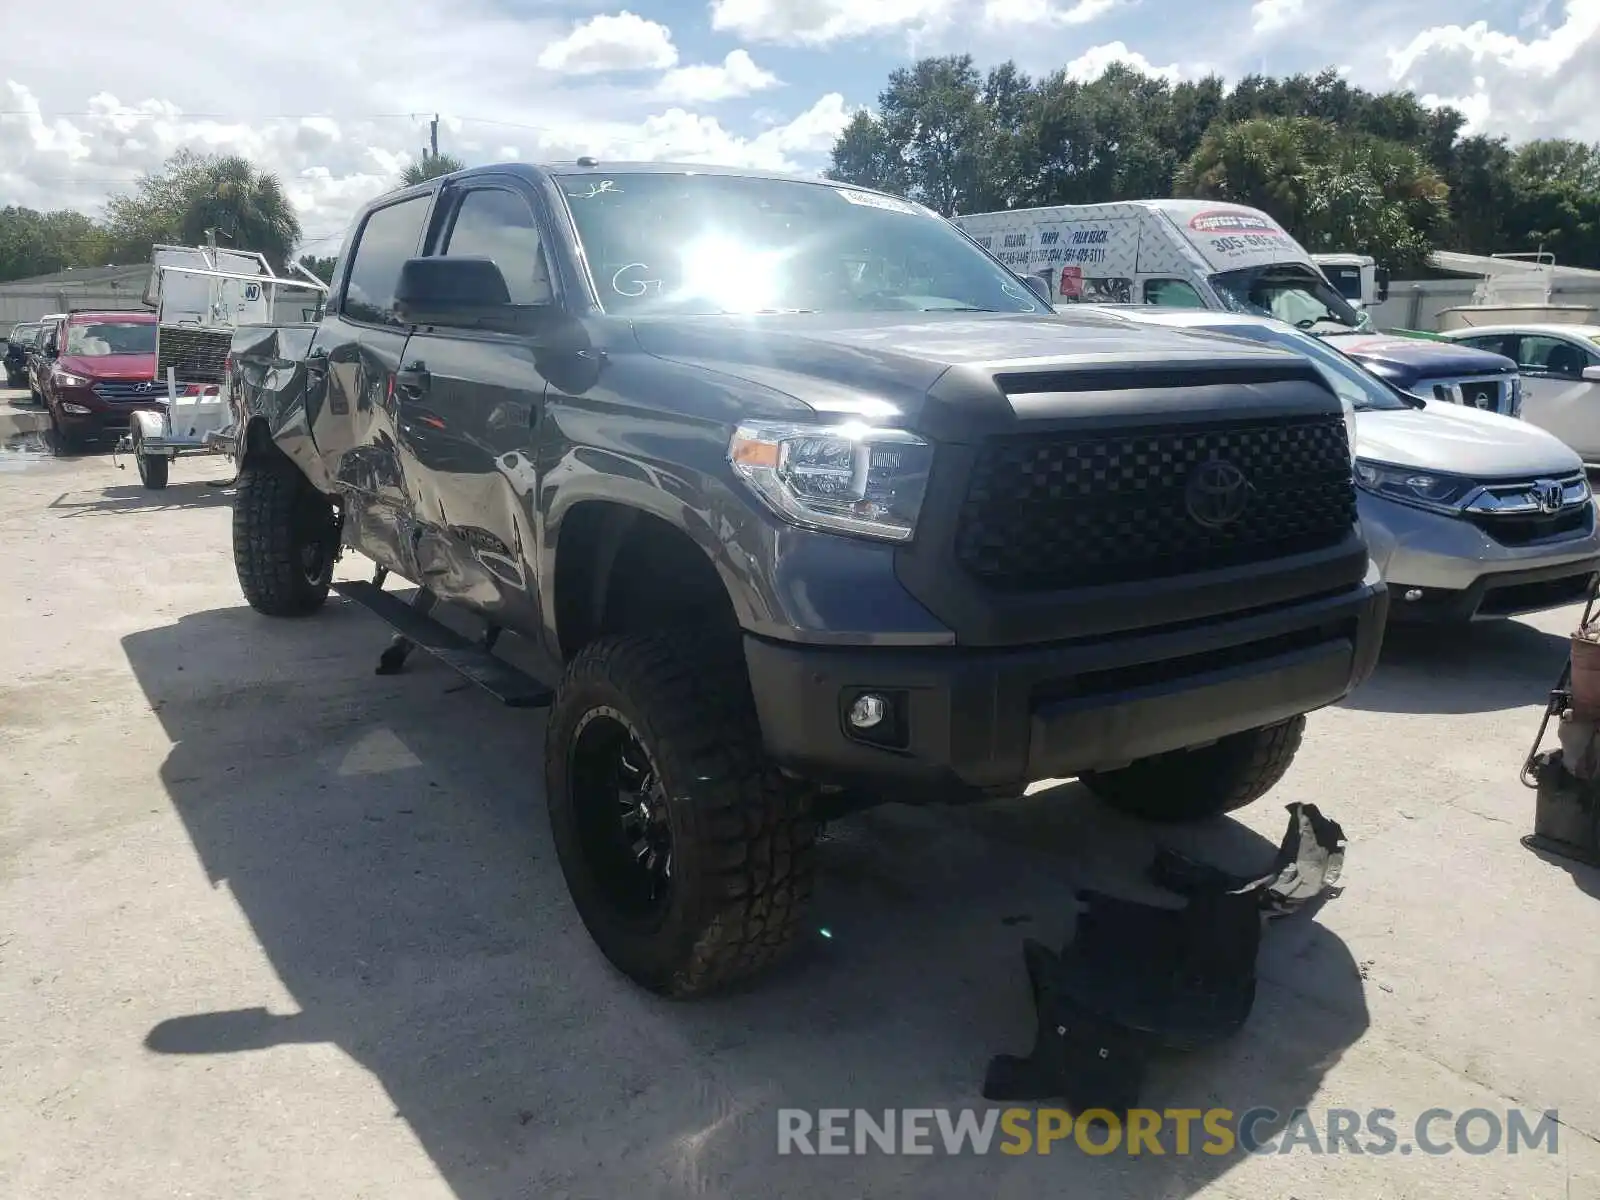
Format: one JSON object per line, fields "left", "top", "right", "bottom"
{"left": 835, "top": 188, "right": 923, "bottom": 216}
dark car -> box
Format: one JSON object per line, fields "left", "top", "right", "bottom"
{"left": 37, "top": 311, "right": 162, "bottom": 449}
{"left": 1321, "top": 332, "right": 1523, "bottom": 416}
{"left": 4, "top": 322, "right": 41, "bottom": 388}
{"left": 224, "top": 161, "right": 1388, "bottom": 997}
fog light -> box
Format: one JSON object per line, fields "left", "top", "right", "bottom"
{"left": 62, "top": 403, "right": 92, "bottom": 414}
{"left": 1404, "top": 588, "right": 1424, "bottom": 602}
{"left": 848, "top": 693, "right": 887, "bottom": 729}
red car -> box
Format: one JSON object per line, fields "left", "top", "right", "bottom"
{"left": 40, "top": 311, "right": 164, "bottom": 448}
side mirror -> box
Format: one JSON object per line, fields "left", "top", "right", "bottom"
{"left": 395, "top": 256, "right": 518, "bottom": 329}
{"left": 1022, "top": 274, "right": 1053, "bottom": 306}
{"left": 1374, "top": 268, "right": 1390, "bottom": 304}
{"left": 1582, "top": 365, "right": 1600, "bottom": 383}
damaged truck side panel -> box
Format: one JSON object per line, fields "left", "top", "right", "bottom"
{"left": 224, "top": 161, "right": 1388, "bottom": 998}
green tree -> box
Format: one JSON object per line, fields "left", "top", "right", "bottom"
{"left": 1177, "top": 116, "right": 1447, "bottom": 272}
{"left": 0, "top": 207, "right": 111, "bottom": 280}
{"left": 297, "top": 254, "right": 339, "bottom": 282}
{"left": 825, "top": 111, "right": 908, "bottom": 195}
{"left": 835, "top": 56, "right": 1007, "bottom": 216}
{"left": 401, "top": 153, "right": 464, "bottom": 186}
{"left": 179, "top": 155, "right": 302, "bottom": 269}
{"left": 103, "top": 150, "right": 302, "bottom": 268}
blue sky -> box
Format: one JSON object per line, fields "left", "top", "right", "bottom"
{"left": 1, "top": 0, "right": 1594, "bottom": 247}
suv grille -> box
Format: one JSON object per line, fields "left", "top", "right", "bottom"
{"left": 93, "top": 380, "right": 164, "bottom": 403}
{"left": 955, "top": 415, "right": 1355, "bottom": 590}
{"left": 1423, "top": 376, "right": 1511, "bottom": 414}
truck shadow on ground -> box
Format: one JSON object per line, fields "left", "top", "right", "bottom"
{"left": 47, "top": 480, "right": 237, "bottom": 516}
{"left": 1339, "top": 618, "right": 1570, "bottom": 715}
{"left": 122, "top": 603, "right": 1368, "bottom": 1200}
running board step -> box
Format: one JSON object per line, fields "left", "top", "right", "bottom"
{"left": 333, "top": 580, "right": 554, "bottom": 708}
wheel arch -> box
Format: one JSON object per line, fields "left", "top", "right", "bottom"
{"left": 550, "top": 498, "right": 745, "bottom": 663}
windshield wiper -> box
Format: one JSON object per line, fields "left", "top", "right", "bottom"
{"left": 921, "top": 305, "right": 1001, "bottom": 312}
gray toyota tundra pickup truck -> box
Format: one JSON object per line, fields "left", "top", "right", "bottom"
{"left": 225, "top": 160, "right": 1389, "bottom": 997}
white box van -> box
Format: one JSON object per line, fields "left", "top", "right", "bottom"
{"left": 953, "top": 199, "right": 1373, "bottom": 333}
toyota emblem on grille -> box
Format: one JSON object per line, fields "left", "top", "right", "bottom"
{"left": 1533, "top": 479, "right": 1564, "bottom": 513}
{"left": 1185, "top": 458, "right": 1251, "bottom": 529}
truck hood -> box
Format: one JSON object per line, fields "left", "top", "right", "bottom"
{"left": 1357, "top": 402, "right": 1581, "bottom": 478}
{"left": 626, "top": 310, "right": 1300, "bottom": 425}
{"left": 57, "top": 352, "right": 156, "bottom": 380}
{"left": 1319, "top": 333, "right": 1516, "bottom": 385}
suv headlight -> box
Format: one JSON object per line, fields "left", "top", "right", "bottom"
{"left": 1340, "top": 395, "right": 1357, "bottom": 458}
{"left": 1354, "top": 460, "right": 1476, "bottom": 513}
{"left": 52, "top": 367, "right": 90, "bottom": 387}
{"left": 729, "top": 420, "right": 934, "bottom": 542}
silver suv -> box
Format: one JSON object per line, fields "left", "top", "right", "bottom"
{"left": 1093, "top": 308, "right": 1600, "bottom": 623}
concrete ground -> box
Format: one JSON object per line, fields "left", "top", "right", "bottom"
{"left": 3, "top": 426, "right": 1600, "bottom": 1200}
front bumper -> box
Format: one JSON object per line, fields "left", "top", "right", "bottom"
{"left": 1362, "top": 491, "right": 1600, "bottom": 621}
{"left": 51, "top": 382, "right": 164, "bottom": 436}
{"left": 744, "top": 573, "right": 1388, "bottom": 802}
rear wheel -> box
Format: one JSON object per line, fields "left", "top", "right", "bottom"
{"left": 232, "top": 457, "right": 339, "bottom": 616}
{"left": 1081, "top": 716, "right": 1306, "bottom": 823}
{"left": 545, "top": 633, "right": 816, "bottom": 997}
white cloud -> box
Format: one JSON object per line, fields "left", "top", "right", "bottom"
{"left": 656, "top": 50, "right": 781, "bottom": 103}
{"left": 1384, "top": 2, "right": 1600, "bottom": 139}
{"left": 708, "top": 0, "right": 957, "bottom": 44}
{"left": 535, "top": 11, "right": 679, "bottom": 75}
{"left": 1251, "top": 0, "right": 1303, "bottom": 35}
{"left": 1064, "top": 41, "right": 1183, "bottom": 83}
{"left": 597, "top": 93, "right": 853, "bottom": 169}
{"left": 983, "top": 0, "right": 1119, "bottom": 26}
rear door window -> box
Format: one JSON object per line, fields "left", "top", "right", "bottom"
{"left": 342, "top": 195, "right": 432, "bottom": 325}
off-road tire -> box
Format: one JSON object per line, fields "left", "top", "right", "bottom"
{"left": 232, "top": 459, "right": 337, "bottom": 617}
{"left": 545, "top": 632, "right": 816, "bottom": 997}
{"left": 1081, "top": 715, "right": 1306, "bottom": 823}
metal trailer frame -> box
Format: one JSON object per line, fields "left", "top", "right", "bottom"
{"left": 115, "top": 247, "right": 327, "bottom": 489}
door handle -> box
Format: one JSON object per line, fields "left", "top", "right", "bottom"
{"left": 394, "top": 363, "right": 430, "bottom": 396}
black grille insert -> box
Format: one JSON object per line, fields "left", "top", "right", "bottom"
{"left": 1468, "top": 505, "right": 1593, "bottom": 546}
{"left": 955, "top": 415, "right": 1356, "bottom": 590}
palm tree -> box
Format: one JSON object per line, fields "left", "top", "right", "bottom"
{"left": 401, "top": 153, "right": 465, "bottom": 186}
{"left": 178, "top": 155, "right": 302, "bottom": 269}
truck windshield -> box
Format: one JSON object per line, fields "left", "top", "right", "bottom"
{"left": 65, "top": 322, "right": 156, "bottom": 356}
{"left": 1211, "top": 264, "right": 1363, "bottom": 332}
{"left": 1320, "top": 265, "right": 1363, "bottom": 302}
{"left": 552, "top": 171, "right": 1050, "bottom": 317}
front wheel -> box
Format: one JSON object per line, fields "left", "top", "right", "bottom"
{"left": 544, "top": 633, "right": 817, "bottom": 997}
{"left": 1080, "top": 716, "right": 1306, "bottom": 823}
{"left": 232, "top": 459, "right": 339, "bottom": 616}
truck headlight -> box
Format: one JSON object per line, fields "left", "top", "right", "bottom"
{"left": 1340, "top": 396, "right": 1357, "bottom": 459}
{"left": 729, "top": 420, "right": 934, "bottom": 542}
{"left": 1354, "top": 460, "right": 1475, "bottom": 513}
